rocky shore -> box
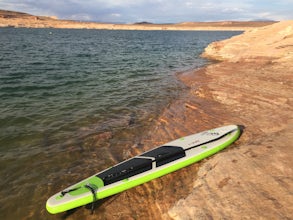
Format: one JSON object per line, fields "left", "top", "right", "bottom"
{"left": 0, "top": 9, "right": 275, "bottom": 31}
{"left": 166, "top": 21, "right": 293, "bottom": 219}
{"left": 2, "top": 9, "right": 291, "bottom": 218}
{"left": 68, "top": 21, "right": 292, "bottom": 220}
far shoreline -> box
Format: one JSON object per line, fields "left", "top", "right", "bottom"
{"left": 0, "top": 22, "right": 274, "bottom": 31}
{"left": 0, "top": 9, "right": 276, "bottom": 31}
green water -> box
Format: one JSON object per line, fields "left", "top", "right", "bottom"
{"left": 0, "top": 28, "right": 241, "bottom": 219}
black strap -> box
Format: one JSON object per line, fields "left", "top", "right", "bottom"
{"left": 84, "top": 184, "right": 98, "bottom": 214}
{"left": 60, "top": 187, "right": 81, "bottom": 197}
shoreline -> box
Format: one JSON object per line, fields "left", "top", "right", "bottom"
{"left": 38, "top": 21, "right": 292, "bottom": 220}
{"left": 168, "top": 62, "right": 293, "bottom": 220}
{"left": 2, "top": 18, "right": 291, "bottom": 219}
{"left": 77, "top": 21, "right": 292, "bottom": 219}
{"left": 0, "top": 23, "right": 267, "bottom": 31}
{"left": 0, "top": 10, "right": 275, "bottom": 31}
{"left": 167, "top": 22, "right": 293, "bottom": 219}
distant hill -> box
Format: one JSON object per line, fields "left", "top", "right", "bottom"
{"left": 134, "top": 21, "right": 154, "bottom": 25}
{"left": 0, "top": 9, "right": 277, "bottom": 30}
{"left": 0, "top": 9, "right": 57, "bottom": 20}
{"left": 0, "top": 9, "right": 34, "bottom": 18}
{"left": 177, "top": 21, "right": 276, "bottom": 27}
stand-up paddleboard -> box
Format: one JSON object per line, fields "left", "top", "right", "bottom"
{"left": 46, "top": 125, "right": 241, "bottom": 214}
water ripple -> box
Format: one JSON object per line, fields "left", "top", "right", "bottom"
{"left": 0, "top": 28, "right": 242, "bottom": 219}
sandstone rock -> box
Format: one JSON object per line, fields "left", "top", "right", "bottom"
{"left": 202, "top": 21, "right": 293, "bottom": 63}
{"left": 168, "top": 21, "right": 293, "bottom": 220}
{"left": 47, "top": 20, "right": 292, "bottom": 220}
{"left": 169, "top": 127, "right": 293, "bottom": 219}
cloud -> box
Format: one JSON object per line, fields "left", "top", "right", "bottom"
{"left": 111, "top": 13, "right": 121, "bottom": 18}
{"left": 68, "top": 13, "right": 93, "bottom": 21}
{"left": 0, "top": 0, "right": 292, "bottom": 22}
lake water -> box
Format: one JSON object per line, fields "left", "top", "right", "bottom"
{"left": 0, "top": 28, "right": 241, "bottom": 219}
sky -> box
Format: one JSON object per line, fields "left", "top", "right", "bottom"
{"left": 0, "top": 0, "right": 292, "bottom": 23}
